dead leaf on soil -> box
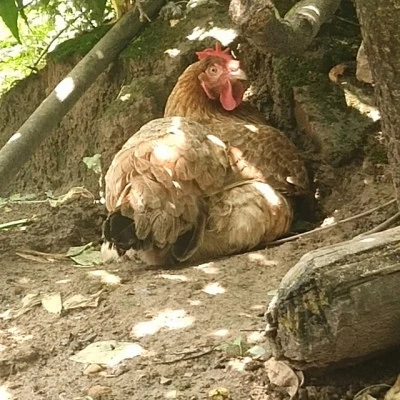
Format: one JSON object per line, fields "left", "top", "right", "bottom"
{"left": 41, "top": 293, "right": 62, "bottom": 314}
{"left": 63, "top": 290, "right": 102, "bottom": 310}
{"left": 83, "top": 364, "right": 106, "bottom": 375}
{"left": 328, "top": 63, "right": 347, "bottom": 84}
{"left": 69, "top": 340, "right": 146, "bottom": 366}
{"left": 264, "top": 357, "right": 300, "bottom": 399}
{"left": 67, "top": 243, "right": 102, "bottom": 267}
{"left": 87, "top": 385, "right": 112, "bottom": 399}
{"left": 48, "top": 187, "right": 95, "bottom": 207}
{"left": 0, "top": 292, "right": 42, "bottom": 320}
{"left": 208, "top": 387, "right": 231, "bottom": 400}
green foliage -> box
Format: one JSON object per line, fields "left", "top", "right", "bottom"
{"left": 0, "top": 0, "right": 110, "bottom": 41}
{"left": 0, "top": 0, "right": 20, "bottom": 42}
{"left": 48, "top": 25, "right": 110, "bottom": 62}
{"left": 0, "top": 0, "right": 114, "bottom": 95}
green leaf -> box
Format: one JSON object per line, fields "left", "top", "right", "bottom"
{"left": 66, "top": 242, "right": 94, "bottom": 257}
{"left": 0, "top": 0, "right": 20, "bottom": 42}
{"left": 67, "top": 242, "right": 102, "bottom": 267}
{"left": 83, "top": 154, "right": 102, "bottom": 175}
{"left": 70, "top": 249, "right": 102, "bottom": 267}
{"left": 247, "top": 345, "right": 266, "bottom": 357}
{"left": 85, "top": 0, "right": 107, "bottom": 22}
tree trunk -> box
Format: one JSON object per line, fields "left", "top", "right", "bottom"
{"left": 354, "top": 1, "right": 400, "bottom": 209}
{"left": 229, "top": 0, "right": 341, "bottom": 55}
{"left": 265, "top": 226, "right": 400, "bottom": 370}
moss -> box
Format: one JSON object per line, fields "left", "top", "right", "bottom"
{"left": 48, "top": 25, "right": 111, "bottom": 62}
{"left": 328, "top": 110, "right": 374, "bottom": 164}
{"left": 273, "top": 56, "right": 325, "bottom": 98}
{"left": 364, "top": 130, "right": 388, "bottom": 164}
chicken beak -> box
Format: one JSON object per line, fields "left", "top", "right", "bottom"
{"left": 230, "top": 68, "right": 247, "bottom": 81}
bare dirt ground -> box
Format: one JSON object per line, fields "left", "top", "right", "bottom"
{"left": 1, "top": 164, "right": 400, "bottom": 400}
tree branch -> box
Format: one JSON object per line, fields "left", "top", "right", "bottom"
{"left": 0, "top": 0, "right": 166, "bottom": 195}
{"left": 229, "top": 0, "right": 341, "bottom": 55}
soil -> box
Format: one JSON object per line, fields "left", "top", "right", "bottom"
{"left": 1, "top": 163, "right": 399, "bottom": 400}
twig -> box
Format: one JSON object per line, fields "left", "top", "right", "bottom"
{"left": 357, "top": 211, "right": 400, "bottom": 237}
{"left": 32, "top": 15, "right": 80, "bottom": 69}
{"left": 0, "top": 218, "right": 30, "bottom": 230}
{"left": 353, "top": 383, "right": 391, "bottom": 400}
{"left": 239, "top": 329, "right": 264, "bottom": 332}
{"left": 268, "top": 199, "right": 396, "bottom": 246}
{"left": 335, "top": 15, "right": 360, "bottom": 26}
{"left": 154, "top": 347, "right": 215, "bottom": 364}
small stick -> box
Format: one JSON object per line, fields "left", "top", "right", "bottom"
{"left": 268, "top": 199, "right": 396, "bottom": 247}
{"left": 357, "top": 211, "right": 400, "bottom": 237}
{"left": 154, "top": 348, "right": 215, "bottom": 365}
{"left": 0, "top": 218, "right": 30, "bottom": 230}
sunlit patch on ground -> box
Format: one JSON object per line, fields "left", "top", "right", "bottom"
{"left": 249, "top": 304, "right": 264, "bottom": 311}
{"left": 131, "top": 309, "right": 195, "bottom": 337}
{"left": 4, "top": 327, "right": 33, "bottom": 343}
{"left": 194, "top": 262, "right": 220, "bottom": 274}
{"left": 202, "top": 282, "right": 225, "bottom": 295}
{"left": 247, "top": 253, "right": 278, "bottom": 267}
{"left": 210, "top": 329, "right": 229, "bottom": 337}
{"left": 227, "top": 356, "right": 253, "bottom": 372}
{"left": 247, "top": 331, "right": 265, "bottom": 344}
{"left": 0, "top": 385, "right": 12, "bottom": 400}
{"left": 88, "top": 269, "right": 121, "bottom": 285}
{"left": 321, "top": 216, "right": 336, "bottom": 227}
{"left": 188, "top": 299, "right": 202, "bottom": 306}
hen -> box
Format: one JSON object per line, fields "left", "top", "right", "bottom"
{"left": 102, "top": 44, "right": 309, "bottom": 265}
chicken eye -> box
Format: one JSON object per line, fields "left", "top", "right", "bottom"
{"left": 209, "top": 66, "right": 219, "bottom": 75}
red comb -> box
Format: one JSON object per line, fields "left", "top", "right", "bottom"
{"left": 196, "top": 42, "right": 234, "bottom": 62}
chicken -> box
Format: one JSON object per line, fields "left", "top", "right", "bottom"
{"left": 102, "top": 44, "right": 309, "bottom": 265}
{"left": 164, "top": 43, "right": 309, "bottom": 196}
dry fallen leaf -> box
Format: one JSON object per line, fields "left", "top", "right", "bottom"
{"left": 70, "top": 340, "right": 146, "bottom": 366}
{"left": 208, "top": 387, "right": 231, "bottom": 400}
{"left": 0, "top": 292, "right": 42, "bottom": 320}
{"left": 328, "top": 63, "right": 347, "bottom": 84}
{"left": 48, "top": 187, "right": 95, "bottom": 208}
{"left": 87, "top": 385, "right": 112, "bottom": 399}
{"left": 41, "top": 293, "right": 62, "bottom": 314}
{"left": 83, "top": 364, "right": 105, "bottom": 375}
{"left": 265, "top": 357, "right": 300, "bottom": 399}
{"left": 63, "top": 290, "right": 102, "bottom": 310}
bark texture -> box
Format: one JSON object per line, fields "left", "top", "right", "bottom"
{"left": 265, "top": 226, "right": 400, "bottom": 369}
{"left": 0, "top": 0, "right": 165, "bottom": 195}
{"left": 229, "top": 0, "right": 341, "bottom": 55}
{"left": 355, "top": 1, "right": 400, "bottom": 209}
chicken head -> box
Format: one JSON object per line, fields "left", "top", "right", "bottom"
{"left": 196, "top": 43, "right": 247, "bottom": 111}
